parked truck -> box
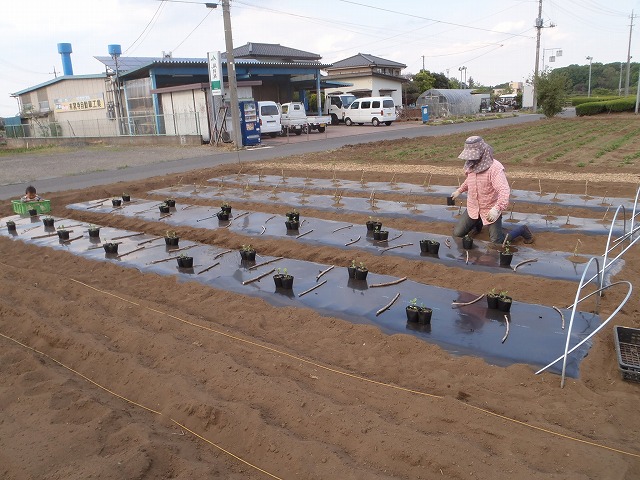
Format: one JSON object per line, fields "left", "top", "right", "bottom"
{"left": 324, "top": 93, "right": 357, "bottom": 125}
{"left": 280, "top": 102, "right": 331, "bottom": 135}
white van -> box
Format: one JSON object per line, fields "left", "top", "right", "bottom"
{"left": 257, "top": 101, "right": 282, "bottom": 137}
{"left": 344, "top": 96, "right": 396, "bottom": 126}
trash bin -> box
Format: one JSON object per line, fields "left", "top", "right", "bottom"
{"left": 421, "top": 105, "right": 429, "bottom": 123}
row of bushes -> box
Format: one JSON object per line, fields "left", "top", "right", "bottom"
{"left": 575, "top": 98, "right": 637, "bottom": 116}
{"left": 571, "top": 96, "right": 623, "bottom": 106}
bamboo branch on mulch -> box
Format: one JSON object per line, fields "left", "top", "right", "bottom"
{"left": 501, "top": 315, "right": 510, "bottom": 344}
{"left": 264, "top": 215, "right": 276, "bottom": 224}
{"left": 213, "top": 249, "right": 233, "bottom": 260}
{"left": 445, "top": 238, "right": 451, "bottom": 248}
{"left": 31, "top": 232, "right": 60, "bottom": 239}
{"left": 332, "top": 225, "right": 353, "bottom": 233}
{"left": 116, "top": 246, "right": 146, "bottom": 259}
{"left": 375, "top": 293, "right": 400, "bottom": 316}
{"left": 260, "top": 226, "right": 266, "bottom": 235}
{"left": 242, "top": 268, "right": 276, "bottom": 285}
{"left": 87, "top": 203, "right": 105, "bottom": 210}
{"left": 159, "top": 213, "right": 173, "bottom": 220}
{"left": 465, "top": 250, "right": 469, "bottom": 265}
{"left": 452, "top": 293, "right": 485, "bottom": 307}
{"left": 197, "top": 262, "right": 220, "bottom": 275}
{"left": 316, "top": 265, "right": 334, "bottom": 281}
{"left": 112, "top": 232, "right": 145, "bottom": 240}
{"left": 61, "top": 235, "right": 83, "bottom": 245}
{"left": 148, "top": 255, "right": 180, "bottom": 265}
{"left": 512, "top": 258, "right": 538, "bottom": 272}
{"left": 19, "top": 226, "right": 40, "bottom": 235}
{"left": 299, "top": 280, "right": 327, "bottom": 297}
{"left": 370, "top": 277, "right": 407, "bottom": 288}
{"left": 233, "top": 211, "right": 250, "bottom": 220}
{"left": 166, "top": 245, "right": 195, "bottom": 254}
{"left": 138, "top": 236, "right": 163, "bottom": 246}
{"left": 196, "top": 214, "right": 216, "bottom": 222}
{"left": 181, "top": 204, "right": 196, "bottom": 211}
{"left": 248, "top": 256, "right": 284, "bottom": 271}
{"left": 345, "top": 235, "right": 361, "bottom": 246}
{"left": 380, "top": 243, "right": 413, "bottom": 254}
{"left": 388, "top": 232, "right": 403, "bottom": 242}
{"left": 296, "top": 229, "right": 313, "bottom": 239}
{"left": 553, "top": 306, "right": 565, "bottom": 330}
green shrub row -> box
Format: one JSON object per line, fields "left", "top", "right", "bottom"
{"left": 571, "top": 96, "right": 623, "bottom": 106}
{"left": 575, "top": 98, "right": 636, "bottom": 116}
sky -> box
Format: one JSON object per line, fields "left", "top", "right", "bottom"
{"left": 1, "top": 0, "right": 640, "bottom": 117}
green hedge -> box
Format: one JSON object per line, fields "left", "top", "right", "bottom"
{"left": 571, "top": 96, "right": 622, "bottom": 106}
{"left": 575, "top": 98, "right": 637, "bottom": 116}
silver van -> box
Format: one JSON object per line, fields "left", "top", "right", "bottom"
{"left": 344, "top": 96, "right": 396, "bottom": 126}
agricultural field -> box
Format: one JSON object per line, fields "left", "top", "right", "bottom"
{"left": 1, "top": 114, "right": 640, "bottom": 479}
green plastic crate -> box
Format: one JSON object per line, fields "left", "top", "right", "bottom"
{"left": 11, "top": 199, "right": 51, "bottom": 215}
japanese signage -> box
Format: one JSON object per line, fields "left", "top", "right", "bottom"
{"left": 54, "top": 94, "right": 105, "bottom": 112}
{"left": 208, "top": 51, "right": 224, "bottom": 97}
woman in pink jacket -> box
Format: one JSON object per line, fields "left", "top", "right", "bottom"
{"left": 451, "top": 136, "right": 533, "bottom": 244}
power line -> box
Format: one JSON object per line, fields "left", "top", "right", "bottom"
{"left": 172, "top": 8, "right": 216, "bottom": 53}
{"left": 124, "top": 1, "right": 167, "bottom": 55}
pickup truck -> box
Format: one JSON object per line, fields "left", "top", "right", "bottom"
{"left": 280, "top": 102, "right": 331, "bottom": 135}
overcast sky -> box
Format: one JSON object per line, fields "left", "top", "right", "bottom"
{"left": 1, "top": 0, "right": 639, "bottom": 116}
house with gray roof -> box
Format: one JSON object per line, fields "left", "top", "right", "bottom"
{"left": 324, "top": 53, "right": 407, "bottom": 107}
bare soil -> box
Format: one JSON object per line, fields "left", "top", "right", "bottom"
{"left": 1, "top": 119, "right": 640, "bottom": 479}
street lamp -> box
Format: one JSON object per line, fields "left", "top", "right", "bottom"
{"left": 542, "top": 47, "right": 562, "bottom": 70}
{"left": 458, "top": 66, "right": 467, "bottom": 88}
{"left": 586, "top": 56, "right": 593, "bottom": 97}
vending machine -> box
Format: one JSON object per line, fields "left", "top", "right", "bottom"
{"left": 239, "top": 101, "right": 261, "bottom": 146}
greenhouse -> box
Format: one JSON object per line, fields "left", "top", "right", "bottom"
{"left": 416, "top": 89, "right": 488, "bottom": 117}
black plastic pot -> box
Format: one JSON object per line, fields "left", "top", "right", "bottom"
{"left": 112, "top": 199, "right": 122, "bottom": 207}
{"left": 462, "top": 236, "right": 474, "bottom": 250}
{"left": 217, "top": 211, "right": 230, "bottom": 221}
{"left": 221, "top": 205, "right": 232, "bottom": 214}
{"left": 497, "top": 296, "right": 512, "bottom": 313}
{"left": 159, "top": 204, "right": 170, "bottom": 214}
{"left": 103, "top": 243, "right": 119, "bottom": 254}
{"left": 286, "top": 212, "right": 299, "bottom": 221}
{"left": 487, "top": 295, "right": 500, "bottom": 309}
{"left": 285, "top": 220, "right": 299, "bottom": 231}
{"left": 499, "top": 252, "right": 513, "bottom": 267}
{"left": 427, "top": 241, "right": 440, "bottom": 255}
{"left": 88, "top": 228, "right": 100, "bottom": 238}
{"left": 366, "top": 220, "right": 375, "bottom": 232}
{"left": 406, "top": 306, "right": 420, "bottom": 323}
{"left": 446, "top": 196, "right": 455, "bottom": 206}
{"left": 376, "top": 230, "right": 389, "bottom": 241}
{"left": 57, "top": 230, "right": 70, "bottom": 240}
{"left": 122, "top": 194, "right": 131, "bottom": 202}
{"left": 419, "top": 240, "right": 429, "bottom": 253}
{"left": 165, "top": 199, "right": 176, "bottom": 208}
{"left": 240, "top": 250, "right": 256, "bottom": 261}
{"left": 281, "top": 275, "right": 294, "bottom": 290}
{"left": 7, "top": 222, "right": 16, "bottom": 232}
{"left": 165, "top": 236, "right": 179, "bottom": 247}
{"left": 354, "top": 268, "right": 368, "bottom": 281}
{"left": 347, "top": 266, "right": 356, "bottom": 279}
{"left": 273, "top": 274, "right": 284, "bottom": 288}
{"left": 42, "top": 218, "right": 55, "bottom": 227}
{"left": 177, "top": 256, "right": 194, "bottom": 268}
{"left": 28, "top": 209, "right": 38, "bottom": 217}
{"left": 418, "top": 308, "right": 433, "bottom": 324}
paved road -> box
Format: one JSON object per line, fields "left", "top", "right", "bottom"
{"left": 0, "top": 114, "right": 542, "bottom": 200}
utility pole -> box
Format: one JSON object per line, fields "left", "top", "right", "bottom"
{"left": 222, "top": 0, "right": 242, "bottom": 148}
{"left": 619, "top": 62, "right": 623, "bottom": 96}
{"left": 422, "top": 55, "right": 425, "bottom": 71}
{"left": 532, "top": 0, "right": 543, "bottom": 112}
{"left": 586, "top": 56, "right": 593, "bottom": 97}
{"left": 625, "top": 11, "right": 635, "bottom": 96}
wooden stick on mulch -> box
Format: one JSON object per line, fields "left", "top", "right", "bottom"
{"left": 264, "top": 215, "right": 276, "bottom": 224}
{"left": 167, "top": 245, "right": 196, "bottom": 254}
{"left": 388, "top": 232, "right": 403, "bottom": 242}
{"left": 370, "top": 277, "right": 407, "bottom": 288}
{"left": 512, "top": 258, "right": 538, "bottom": 272}
{"left": 31, "top": 232, "right": 59, "bottom": 240}
{"left": 61, "top": 235, "right": 83, "bottom": 245}
{"left": 296, "top": 229, "right": 313, "bottom": 239}
{"left": 196, "top": 214, "right": 217, "bottom": 222}
{"left": 181, "top": 204, "right": 196, "bottom": 211}
{"left": 242, "top": 268, "right": 276, "bottom": 285}
{"left": 138, "top": 236, "right": 163, "bottom": 246}
{"left": 19, "top": 226, "right": 41, "bottom": 235}
{"left": 148, "top": 255, "right": 180, "bottom": 265}
{"left": 248, "top": 256, "right": 284, "bottom": 271}
{"left": 87, "top": 203, "right": 105, "bottom": 210}
{"left": 376, "top": 292, "right": 401, "bottom": 316}
{"left": 234, "top": 211, "right": 250, "bottom": 220}
{"left": 197, "top": 262, "right": 220, "bottom": 275}
{"left": 332, "top": 224, "right": 352, "bottom": 233}
{"left": 345, "top": 235, "right": 361, "bottom": 246}
{"left": 112, "top": 232, "right": 145, "bottom": 240}
{"left": 553, "top": 306, "right": 565, "bottom": 330}
{"left": 501, "top": 315, "right": 510, "bottom": 344}
{"left": 159, "top": 213, "right": 173, "bottom": 220}
{"left": 316, "top": 265, "right": 334, "bottom": 281}
{"left": 298, "top": 280, "right": 327, "bottom": 297}
{"left": 116, "top": 246, "right": 146, "bottom": 259}
{"left": 260, "top": 226, "right": 266, "bottom": 235}
{"left": 452, "top": 293, "right": 485, "bottom": 307}
{"left": 445, "top": 238, "right": 451, "bottom": 248}
{"left": 213, "top": 249, "right": 233, "bottom": 260}
{"left": 380, "top": 243, "right": 413, "bottom": 254}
